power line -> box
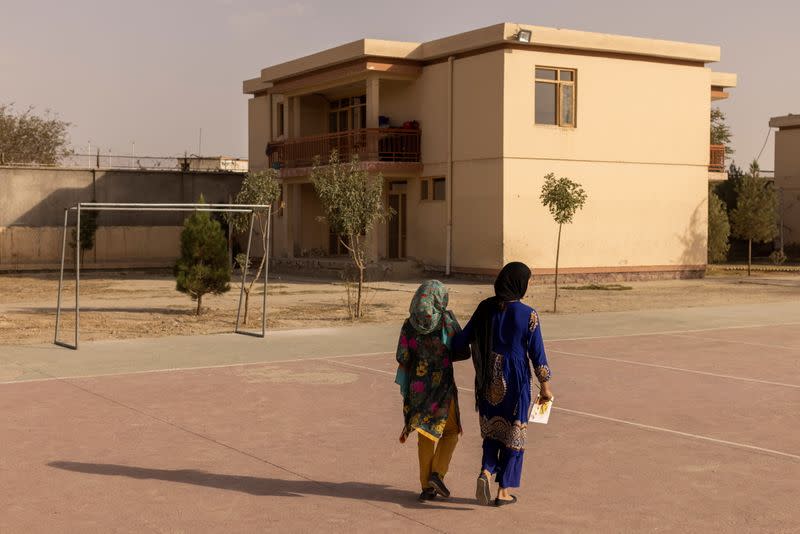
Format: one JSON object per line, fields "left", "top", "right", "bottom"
{"left": 755, "top": 127, "right": 774, "bottom": 164}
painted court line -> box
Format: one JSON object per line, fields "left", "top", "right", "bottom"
{"left": 554, "top": 407, "right": 800, "bottom": 462}
{"left": 550, "top": 349, "right": 800, "bottom": 389}
{"left": 548, "top": 320, "right": 800, "bottom": 343}
{"left": 0, "top": 351, "right": 395, "bottom": 386}
{"left": 666, "top": 332, "right": 800, "bottom": 352}
{"left": 327, "top": 359, "right": 800, "bottom": 462}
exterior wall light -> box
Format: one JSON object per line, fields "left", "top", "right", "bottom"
{"left": 516, "top": 29, "right": 532, "bottom": 43}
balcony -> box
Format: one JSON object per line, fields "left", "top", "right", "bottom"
{"left": 709, "top": 144, "right": 725, "bottom": 173}
{"left": 268, "top": 128, "right": 421, "bottom": 170}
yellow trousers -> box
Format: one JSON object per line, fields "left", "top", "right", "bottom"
{"left": 417, "top": 399, "right": 459, "bottom": 489}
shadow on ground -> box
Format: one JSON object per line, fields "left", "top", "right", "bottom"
{"left": 48, "top": 461, "right": 475, "bottom": 511}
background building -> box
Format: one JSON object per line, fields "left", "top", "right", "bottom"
{"left": 244, "top": 23, "right": 736, "bottom": 278}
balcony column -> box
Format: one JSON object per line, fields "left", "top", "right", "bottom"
{"left": 364, "top": 175, "right": 382, "bottom": 262}
{"left": 366, "top": 76, "right": 380, "bottom": 128}
{"left": 286, "top": 96, "right": 301, "bottom": 138}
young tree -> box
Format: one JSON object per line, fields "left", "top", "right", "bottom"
{"left": 226, "top": 170, "right": 281, "bottom": 324}
{"left": 540, "top": 173, "right": 588, "bottom": 313}
{"left": 311, "top": 151, "right": 389, "bottom": 319}
{"left": 707, "top": 188, "right": 730, "bottom": 263}
{"left": 0, "top": 104, "right": 72, "bottom": 164}
{"left": 729, "top": 162, "right": 778, "bottom": 276}
{"left": 711, "top": 107, "right": 734, "bottom": 156}
{"left": 70, "top": 208, "right": 99, "bottom": 265}
{"left": 174, "top": 195, "right": 231, "bottom": 315}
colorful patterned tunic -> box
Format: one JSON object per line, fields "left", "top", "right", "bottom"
{"left": 396, "top": 311, "right": 465, "bottom": 442}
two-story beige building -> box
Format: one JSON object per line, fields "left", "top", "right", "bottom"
{"left": 769, "top": 115, "right": 800, "bottom": 248}
{"left": 244, "top": 23, "right": 736, "bottom": 278}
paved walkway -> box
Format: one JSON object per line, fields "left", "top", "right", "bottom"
{"left": 3, "top": 300, "right": 800, "bottom": 383}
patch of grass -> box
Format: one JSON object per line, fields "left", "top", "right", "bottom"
{"left": 561, "top": 283, "right": 633, "bottom": 291}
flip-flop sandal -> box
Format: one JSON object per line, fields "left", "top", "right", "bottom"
{"left": 476, "top": 473, "right": 492, "bottom": 506}
{"left": 494, "top": 495, "right": 518, "bottom": 506}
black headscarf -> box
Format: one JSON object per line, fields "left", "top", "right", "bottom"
{"left": 471, "top": 262, "right": 532, "bottom": 410}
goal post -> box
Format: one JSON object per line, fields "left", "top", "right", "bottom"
{"left": 54, "top": 202, "right": 272, "bottom": 349}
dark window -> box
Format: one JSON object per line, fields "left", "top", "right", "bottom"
{"left": 420, "top": 179, "right": 429, "bottom": 200}
{"left": 276, "top": 103, "right": 285, "bottom": 137}
{"left": 328, "top": 95, "right": 367, "bottom": 133}
{"left": 433, "top": 178, "right": 446, "bottom": 201}
{"left": 535, "top": 82, "right": 557, "bottom": 125}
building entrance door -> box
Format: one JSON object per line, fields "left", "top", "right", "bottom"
{"left": 387, "top": 181, "right": 407, "bottom": 259}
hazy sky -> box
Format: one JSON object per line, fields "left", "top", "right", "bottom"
{"left": 2, "top": 0, "right": 797, "bottom": 168}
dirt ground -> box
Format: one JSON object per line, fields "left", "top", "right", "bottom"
{"left": 1, "top": 268, "right": 799, "bottom": 345}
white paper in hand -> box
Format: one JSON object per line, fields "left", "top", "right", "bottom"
{"left": 529, "top": 396, "right": 553, "bottom": 424}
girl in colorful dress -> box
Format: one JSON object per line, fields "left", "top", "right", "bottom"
{"left": 396, "top": 280, "right": 469, "bottom": 502}
{"left": 453, "top": 262, "right": 554, "bottom": 506}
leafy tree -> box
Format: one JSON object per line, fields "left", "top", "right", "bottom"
{"left": 711, "top": 107, "right": 733, "bottom": 156}
{"left": 540, "top": 173, "right": 588, "bottom": 313}
{"left": 174, "top": 195, "right": 231, "bottom": 315}
{"left": 0, "top": 104, "right": 72, "bottom": 164}
{"left": 311, "top": 151, "right": 390, "bottom": 319}
{"left": 226, "top": 170, "right": 281, "bottom": 324}
{"left": 70, "top": 208, "right": 99, "bottom": 263}
{"left": 707, "top": 188, "right": 730, "bottom": 263}
{"left": 729, "top": 162, "right": 778, "bottom": 275}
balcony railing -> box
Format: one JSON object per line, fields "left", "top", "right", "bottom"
{"left": 268, "top": 128, "right": 421, "bottom": 169}
{"left": 709, "top": 144, "right": 726, "bottom": 172}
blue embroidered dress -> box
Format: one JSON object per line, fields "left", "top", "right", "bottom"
{"left": 454, "top": 300, "right": 551, "bottom": 488}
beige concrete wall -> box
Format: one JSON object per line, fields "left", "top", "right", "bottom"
{"left": 451, "top": 159, "right": 504, "bottom": 270}
{"left": 299, "top": 95, "right": 328, "bottom": 137}
{"left": 453, "top": 50, "right": 504, "bottom": 162}
{"left": 405, "top": 167, "right": 446, "bottom": 266}
{"left": 0, "top": 166, "right": 243, "bottom": 270}
{"left": 503, "top": 159, "right": 707, "bottom": 272}
{"left": 248, "top": 95, "right": 270, "bottom": 172}
{"left": 299, "top": 183, "right": 328, "bottom": 254}
{"left": 417, "top": 63, "right": 450, "bottom": 165}
{"left": 0, "top": 226, "right": 182, "bottom": 270}
{"left": 503, "top": 48, "right": 710, "bottom": 164}
{"left": 403, "top": 52, "right": 505, "bottom": 270}
{"left": 501, "top": 48, "right": 711, "bottom": 272}
{"left": 379, "top": 79, "right": 419, "bottom": 127}
{"left": 774, "top": 129, "right": 800, "bottom": 245}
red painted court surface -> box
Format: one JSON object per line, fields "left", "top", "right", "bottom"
{"left": 1, "top": 323, "right": 799, "bottom": 533}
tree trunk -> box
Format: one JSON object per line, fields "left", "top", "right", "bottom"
{"left": 243, "top": 289, "right": 250, "bottom": 325}
{"left": 747, "top": 239, "right": 752, "bottom": 276}
{"left": 196, "top": 294, "right": 203, "bottom": 316}
{"left": 357, "top": 265, "right": 364, "bottom": 318}
{"left": 554, "top": 223, "right": 562, "bottom": 313}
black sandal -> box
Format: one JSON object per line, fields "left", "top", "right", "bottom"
{"left": 494, "top": 495, "right": 518, "bottom": 506}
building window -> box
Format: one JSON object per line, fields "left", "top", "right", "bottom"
{"left": 420, "top": 177, "right": 445, "bottom": 201}
{"left": 329, "top": 95, "right": 367, "bottom": 133}
{"left": 535, "top": 67, "right": 576, "bottom": 127}
{"left": 432, "top": 178, "right": 446, "bottom": 201}
{"left": 276, "top": 102, "right": 285, "bottom": 137}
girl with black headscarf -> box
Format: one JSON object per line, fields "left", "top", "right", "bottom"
{"left": 453, "top": 262, "right": 554, "bottom": 506}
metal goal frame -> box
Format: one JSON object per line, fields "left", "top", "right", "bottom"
{"left": 54, "top": 202, "right": 272, "bottom": 349}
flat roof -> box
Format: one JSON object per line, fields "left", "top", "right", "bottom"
{"left": 247, "top": 22, "right": 723, "bottom": 91}
{"left": 769, "top": 115, "right": 800, "bottom": 129}
{"left": 711, "top": 71, "right": 737, "bottom": 88}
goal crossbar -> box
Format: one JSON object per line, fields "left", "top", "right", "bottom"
{"left": 54, "top": 202, "right": 272, "bottom": 349}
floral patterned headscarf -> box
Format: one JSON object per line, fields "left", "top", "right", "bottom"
{"left": 408, "top": 280, "right": 457, "bottom": 345}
